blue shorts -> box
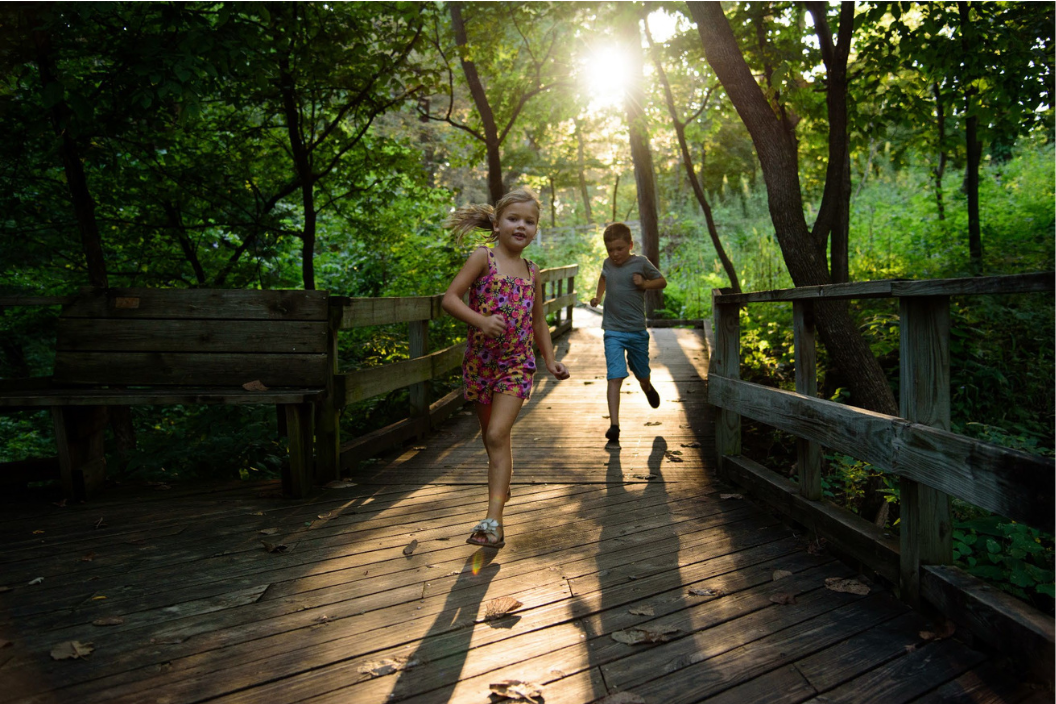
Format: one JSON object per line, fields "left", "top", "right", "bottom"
{"left": 604, "top": 330, "right": 651, "bottom": 380}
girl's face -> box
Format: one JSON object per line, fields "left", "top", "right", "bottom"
{"left": 493, "top": 201, "right": 538, "bottom": 253}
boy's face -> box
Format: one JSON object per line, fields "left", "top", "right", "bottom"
{"left": 605, "top": 237, "right": 633, "bottom": 266}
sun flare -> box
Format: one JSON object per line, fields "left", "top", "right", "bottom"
{"left": 582, "top": 47, "right": 632, "bottom": 111}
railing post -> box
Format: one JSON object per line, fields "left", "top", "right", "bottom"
{"left": 899, "top": 295, "right": 953, "bottom": 608}
{"left": 711, "top": 288, "right": 741, "bottom": 475}
{"left": 315, "top": 302, "right": 343, "bottom": 483}
{"left": 566, "top": 273, "right": 575, "bottom": 326}
{"left": 409, "top": 318, "right": 430, "bottom": 438}
{"left": 793, "top": 300, "right": 822, "bottom": 500}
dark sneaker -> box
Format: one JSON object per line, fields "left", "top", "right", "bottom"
{"left": 645, "top": 386, "right": 660, "bottom": 408}
{"left": 605, "top": 425, "right": 620, "bottom": 442}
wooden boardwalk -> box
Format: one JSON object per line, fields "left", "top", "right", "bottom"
{"left": 0, "top": 311, "right": 1040, "bottom": 704}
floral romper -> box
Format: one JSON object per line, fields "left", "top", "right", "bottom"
{"left": 463, "top": 247, "right": 537, "bottom": 403}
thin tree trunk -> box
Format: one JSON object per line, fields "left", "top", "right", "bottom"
{"left": 932, "top": 83, "right": 947, "bottom": 221}
{"left": 548, "top": 175, "right": 557, "bottom": 227}
{"left": 959, "top": 2, "right": 983, "bottom": 271}
{"left": 611, "top": 174, "right": 619, "bottom": 223}
{"left": 574, "top": 119, "right": 593, "bottom": 224}
{"left": 450, "top": 2, "right": 504, "bottom": 204}
{"left": 279, "top": 60, "right": 317, "bottom": 290}
{"left": 622, "top": 9, "right": 661, "bottom": 315}
{"left": 644, "top": 20, "right": 740, "bottom": 293}
{"left": 163, "top": 202, "right": 207, "bottom": 285}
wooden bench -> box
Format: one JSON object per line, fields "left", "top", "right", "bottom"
{"left": 0, "top": 288, "right": 331, "bottom": 500}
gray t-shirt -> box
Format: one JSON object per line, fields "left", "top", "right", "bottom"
{"left": 601, "top": 254, "right": 662, "bottom": 332}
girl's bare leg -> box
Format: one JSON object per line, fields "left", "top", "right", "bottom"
{"left": 480, "top": 392, "right": 523, "bottom": 533}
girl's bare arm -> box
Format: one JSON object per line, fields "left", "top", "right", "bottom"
{"left": 442, "top": 248, "right": 504, "bottom": 338}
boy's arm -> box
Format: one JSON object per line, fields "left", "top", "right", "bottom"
{"left": 632, "top": 271, "right": 667, "bottom": 290}
{"left": 590, "top": 274, "right": 606, "bottom": 307}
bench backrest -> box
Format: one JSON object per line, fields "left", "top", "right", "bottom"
{"left": 54, "top": 288, "right": 330, "bottom": 388}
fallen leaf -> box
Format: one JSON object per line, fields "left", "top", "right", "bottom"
{"left": 628, "top": 605, "right": 655, "bottom": 616}
{"left": 324, "top": 479, "right": 357, "bottom": 488}
{"left": 596, "top": 693, "right": 647, "bottom": 704}
{"left": 259, "top": 528, "right": 280, "bottom": 536}
{"left": 92, "top": 617, "right": 124, "bottom": 627}
{"left": 242, "top": 380, "right": 268, "bottom": 391}
{"left": 920, "top": 620, "right": 956, "bottom": 642}
{"left": 489, "top": 679, "right": 545, "bottom": 703}
{"left": 50, "top": 641, "right": 94, "bottom": 660}
{"left": 81, "top": 552, "right": 95, "bottom": 562}
{"left": 680, "top": 442, "right": 702, "bottom": 448}
{"left": 644, "top": 421, "right": 662, "bottom": 426}
{"left": 32, "top": 529, "right": 45, "bottom": 535}
{"left": 402, "top": 539, "right": 418, "bottom": 556}
{"left": 663, "top": 451, "right": 684, "bottom": 463}
{"left": 0, "top": 586, "right": 11, "bottom": 593}
{"left": 154, "top": 483, "right": 171, "bottom": 491}
{"left": 772, "top": 570, "right": 793, "bottom": 581}
{"left": 27, "top": 577, "right": 43, "bottom": 585}
{"left": 769, "top": 592, "right": 797, "bottom": 605}
{"left": 94, "top": 517, "right": 106, "bottom": 529}
{"left": 53, "top": 499, "right": 67, "bottom": 507}
{"left": 688, "top": 587, "right": 724, "bottom": 597}
{"left": 632, "top": 474, "right": 657, "bottom": 481}
{"left": 90, "top": 595, "right": 107, "bottom": 601}
{"left": 411, "top": 446, "right": 427, "bottom": 451}
{"left": 611, "top": 625, "right": 681, "bottom": 645}
{"left": 807, "top": 538, "right": 827, "bottom": 555}
{"left": 261, "top": 541, "right": 288, "bottom": 554}
{"left": 483, "top": 596, "right": 523, "bottom": 621}
{"left": 357, "top": 655, "right": 417, "bottom": 678}
{"left": 317, "top": 511, "right": 332, "bottom": 519}
{"left": 719, "top": 493, "right": 743, "bottom": 500}
{"left": 824, "top": 577, "right": 870, "bottom": 595}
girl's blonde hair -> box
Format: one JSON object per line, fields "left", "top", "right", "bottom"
{"left": 444, "top": 187, "right": 542, "bottom": 247}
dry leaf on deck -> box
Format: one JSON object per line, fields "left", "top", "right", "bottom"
{"left": 81, "top": 552, "right": 95, "bottom": 562}
{"left": 772, "top": 570, "right": 793, "bottom": 581}
{"left": 920, "top": 620, "right": 956, "bottom": 642}
{"left": 259, "top": 528, "right": 280, "bottom": 536}
{"left": 596, "top": 693, "right": 647, "bottom": 704}
{"left": 94, "top": 517, "right": 106, "bottom": 529}
{"left": 489, "top": 679, "right": 544, "bottom": 703}
{"left": 324, "top": 479, "right": 357, "bottom": 488}
{"left": 769, "top": 592, "right": 797, "bottom": 605}
{"left": 50, "top": 641, "right": 94, "bottom": 660}
{"left": 628, "top": 605, "right": 655, "bottom": 616}
{"left": 611, "top": 625, "right": 680, "bottom": 645}
{"left": 807, "top": 538, "right": 827, "bottom": 555}
{"left": 27, "top": 577, "right": 43, "bottom": 585}
{"left": 0, "top": 586, "right": 11, "bottom": 593}
{"left": 53, "top": 499, "right": 67, "bottom": 508}
{"left": 824, "top": 577, "right": 870, "bottom": 595}
{"left": 357, "top": 655, "right": 417, "bottom": 678}
{"left": 688, "top": 587, "right": 724, "bottom": 597}
{"left": 402, "top": 539, "right": 418, "bottom": 556}
{"left": 680, "top": 442, "right": 701, "bottom": 448}
{"left": 644, "top": 421, "right": 662, "bottom": 426}
{"left": 719, "top": 493, "right": 743, "bottom": 500}
{"left": 92, "top": 617, "right": 124, "bottom": 627}
{"left": 261, "top": 541, "right": 288, "bottom": 554}
{"left": 412, "top": 446, "right": 427, "bottom": 451}
{"left": 242, "top": 380, "right": 268, "bottom": 391}
{"left": 483, "top": 596, "right": 523, "bottom": 621}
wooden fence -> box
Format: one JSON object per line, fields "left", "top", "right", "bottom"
{"left": 707, "top": 271, "right": 1055, "bottom": 679}
{"left": 315, "top": 264, "right": 578, "bottom": 480}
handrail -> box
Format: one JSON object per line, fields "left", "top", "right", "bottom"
{"left": 316, "top": 264, "right": 579, "bottom": 477}
{"left": 708, "top": 270, "right": 1055, "bottom": 678}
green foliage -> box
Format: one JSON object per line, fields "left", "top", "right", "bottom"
{"left": 953, "top": 516, "right": 1055, "bottom": 610}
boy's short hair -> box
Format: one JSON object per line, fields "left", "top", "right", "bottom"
{"left": 602, "top": 222, "right": 633, "bottom": 245}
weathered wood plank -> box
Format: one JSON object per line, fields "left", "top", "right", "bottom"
{"left": 54, "top": 351, "right": 330, "bottom": 387}
{"left": 57, "top": 319, "right": 328, "bottom": 354}
{"left": 537, "top": 264, "right": 578, "bottom": 283}
{"left": 340, "top": 341, "right": 466, "bottom": 405}
{"left": 920, "top": 564, "right": 1055, "bottom": 687}
{"left": 0, "top": 387, "right": 323, "bottom": 407}
{"left": 711, "top": 290, "right": 741, "bottom": 469}
{"left": 62, "top": 288, "right": 329, "bottom": 320}
{"left": 708, "top": 376, "right": 1054, "bottom": 531}
{"left": 542, "top": 291, "right": 576, "bottom": 313}
{"left": 715, "top": 279, "right": 895, "bottom": 304}
{"left": 793, "top": 300, "right": 821, "bottom": 501}
{"left": 334, "top": 295, "right": 443, "bottom": 328}
{"left": 0, "top": 295, "right": 72, "bottom": 307}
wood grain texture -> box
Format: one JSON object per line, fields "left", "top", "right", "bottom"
{"left": 62, "top": 288, "right": 329, "bottom": 320}
{"left": 57, "top": 319, "right": 328, "bottom": 354}
{"left": 793, "top": 300, "right": 822, "bottom": 501}
{"left": 54, "top": 351, "right": 330, "bottom": 387}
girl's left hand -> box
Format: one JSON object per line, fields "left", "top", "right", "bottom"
{"left": 546, "top": 360, "right": 570, "bottom": 380}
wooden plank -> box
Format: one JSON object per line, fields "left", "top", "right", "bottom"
{"left": 314, "top": 305, "right": 343, "bottom": 484}
{"left": 711, "top": 289, "right": 741, "bottom": 469}
{"left": 647, "top": 318, "right": 704, "bottom": 328}
{"left": 54, "top": 352, "right": 329, "bottom": 388}
{"left": 62, "top": 288, "right": 329, "bottom": 320}
{"left": 891, "top": 271, "right": 1054, "bottom": 297}
{"left": 335, "top": 295, "right": 442, "bottom": 328}
{"left": 282, "top": 403, "right": 313, "bottom": 498}
{"left": 542, "top": 292, "right": 576, "bottom": 313}
{"left": 715, "top": 279, "right": 895, "bottom": 304}
{"left": 913, "top": 661, "right": 1043, "bottom": 704}
{"left": 340, "top": 341, "right": 466, "bottom": 405}
{"left": 920, "top": 565, "right": 1055, "bottom": 687}
{"left": 793, "top": 300, "right": 821, "bottom": 501}
{"left": 723, "top": 454, "right": 900, "bottom": 586}
{"left": 708, "top": 376, "right": 1054, "bottom": 531}
{"left": 537, "top": 264, "right": 578, "bottom": 283}
{"left": 0, "top": 387, "right": 323, "bottom": 407}
{"left": 408, "top": 320, "right": 429, "bottom": 421}
{"left": 56, "top": 319, "right": 328, "bottom": 354}
{"left": 899, "top": 295, "right": 953, "bottom": 606}
{"left": 0, "top": 295, "right": 72, "bottom": 307}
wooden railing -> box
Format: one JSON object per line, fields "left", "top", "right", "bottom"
{"left": 315, "top": 264, "right": 578, "bottom": 479}
{"left": 708, "top": 271, "right": 1054, "bottom": 678}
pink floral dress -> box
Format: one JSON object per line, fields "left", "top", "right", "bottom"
{"left": 462, "top": 247, "right": 537, "bottom": 403}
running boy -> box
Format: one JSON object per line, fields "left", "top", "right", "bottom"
{"left": 589, "top": 223, "right": 667, "bottom": 443}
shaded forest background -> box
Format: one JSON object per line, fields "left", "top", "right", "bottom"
{"left": 0, "top": 2, "right": 1053, "bottom": 609}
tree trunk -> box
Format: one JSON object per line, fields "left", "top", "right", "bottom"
{"left": 279, "top": 61, "right": 317, "bottom": 290}
{"left": 959, "top": 2, "right": 983, "bottom": 271}
{"left": 621, "top": 10, "right": 662, "bottom": 315}
{"left": 611, "top": 174, "right": 619, "bottom": 223}
{"left": 688, "top": 2, "right": 896, "bottom": 421}
{"left": 548, "top": 175, "right": 557, "bottom": 227}
{"left": 574, "top": 118, "right": 593, "bottom": 224}
{"left": 932, "top": 83, "right": 947, "bottom": 221}
{"left": 450, "top": 2, "right": 504, "bottom": 204}
{"left": 644, "top": 21, "right": 740, "bottom": 293}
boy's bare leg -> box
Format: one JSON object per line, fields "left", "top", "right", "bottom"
{"left": 636, "top": 374, "right": 661, "bottom": 408}
{"left": 636, "top": 375, "right": 654, "bottom": 393}
{"left": 607, "top": 377, "right": 624, "bottom": 426}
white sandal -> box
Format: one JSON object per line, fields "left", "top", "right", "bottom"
{"left": 466, "top": 518, "right": 505, "bottom": 548}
